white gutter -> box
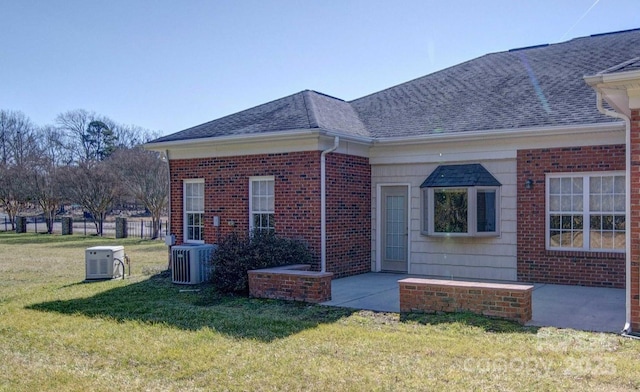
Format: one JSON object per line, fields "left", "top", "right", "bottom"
{"left": 594, "top": 91, "right": 633, "bottom": 335}
{"left": 373, "top": 122, "right": 623, "bottom": 146}
{"left": 144, "top": 129, "right": 319, "bottom": 150}
{"left": 320, "top": 136, "right": 339, "bottom": 273}
{"left": 145, "top": 129, "right": 373, "bottom": 151}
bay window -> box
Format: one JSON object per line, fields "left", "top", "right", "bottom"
{"left": 421, "top": 164, "right": 501, "bottom": 237}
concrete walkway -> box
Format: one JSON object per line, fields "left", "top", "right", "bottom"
{"left": 322, "top": 272, "right": 625, "bottom": 333}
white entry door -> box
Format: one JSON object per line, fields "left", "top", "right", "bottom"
{"left": 381, "top": 186, "right": 408, "bottom": 272}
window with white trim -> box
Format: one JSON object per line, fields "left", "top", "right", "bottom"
{"left": 249, "top": 176, "right": 274, "bottom": 233}
{"left": 547, "top": 172, "right": 625, "bottom": 252}
{"left": 184, "top": 179, "right": 204, "bottom": 243}
{"left": 420, "top": 164, "right": 501, "bottom": 237}
{"left": 422, "top": 187, "right": 500, "bottom": 236}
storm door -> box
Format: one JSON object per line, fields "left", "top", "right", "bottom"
{"left": 381, "top": 186, "right": 408, "bottom": 272}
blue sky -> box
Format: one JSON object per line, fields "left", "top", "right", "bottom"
{"left": 1, "top": 0, "right": 638, "bottom": 136}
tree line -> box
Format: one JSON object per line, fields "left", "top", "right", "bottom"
{"left": 0, "top": 109, "right": 168, "bottom": 238}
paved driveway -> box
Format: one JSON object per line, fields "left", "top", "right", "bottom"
{"left": 322, "top": 273, "right": 625, "bottom": 333}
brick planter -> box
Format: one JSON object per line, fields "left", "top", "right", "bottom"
{"left": 399, "top": 278, "right": 534, "bottom": 324}
{"left": 248, "top": 264, "right": 333, "bottom": 303}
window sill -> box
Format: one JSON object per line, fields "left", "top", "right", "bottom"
{"left": 184, "top": 240, "right": 205, "bottom": 245}
{"left": 421, "top": 231, "right": 500, "bottom": 238}
{"left": 545, "top": 249, "right": 625, "bottom": 258}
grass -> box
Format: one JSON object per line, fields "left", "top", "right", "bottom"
{"left": 1, "top": 232, "right": 639, "bottom": 391}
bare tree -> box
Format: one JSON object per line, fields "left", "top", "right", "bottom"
{"left": 112, "top": 124, "right": 162, "bottom": 149}
{"left": 59, "top": 162, "right": 119, "bottom": 235}
{"left": 55, "top": 109, "right": 117, "bottom": 163}
{"left": 0, "top": 164, "right": 31, "bottom": 229}
{"left": 28, "top": 126, "right": 67, "bottom": 233}
{"left": 110, "top": 148, "right": 168, "bottom": 238}
{"left": 0, "top": 111, "right": 39, "bottom": 228}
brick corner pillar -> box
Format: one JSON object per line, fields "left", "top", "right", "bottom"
{"left": 631, "top": 107, "right": 640, "bottom": 332}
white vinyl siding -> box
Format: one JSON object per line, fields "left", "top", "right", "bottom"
{"left": 373, "top": 160, "right": 517, "bottom": 282}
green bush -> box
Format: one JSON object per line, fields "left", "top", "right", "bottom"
{"left": 210, "top": 230, "right": 313, "bottom": 294}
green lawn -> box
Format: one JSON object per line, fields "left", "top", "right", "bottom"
{"left": 0, "top": 232, "right": 638, "bottom": 391}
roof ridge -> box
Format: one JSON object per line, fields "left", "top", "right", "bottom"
{"left": 590, "top": 27, "right": 640, "bottom": 37}
{"left": 301, "top": 90, "right": 320, "bottom": 128}
{"left": 598, "top": 56, "right": 640, "bottom": 75}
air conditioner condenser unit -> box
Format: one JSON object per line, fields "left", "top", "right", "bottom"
{"left": 171, "top": 244, "right": 217, "bottom": 285}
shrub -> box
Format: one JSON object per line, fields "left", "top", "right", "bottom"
{"left": 211, "top": 230, "right": 313, "bottom": 294}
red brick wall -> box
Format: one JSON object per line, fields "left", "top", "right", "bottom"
{"left": 399, "top": 278, "right": 533, "bottom": 324}
{"left": 326, "top": 154, "right": 372, "bottom": 277}
{"left": 169, "top": 151, "right": 322, "bottom": 263}
{"left": 248, "top": 266, "right": 333, "bottom": 303}
{"left": 516, "top": 145, "right": 626, "bottom": 288}
{"left": 168, "top": 151, "right": 372, "bottom": 278}
{"left": 630, "top": 109, "right": 640, "bottom": 330}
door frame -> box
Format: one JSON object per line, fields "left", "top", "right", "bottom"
{"left": 375, "top": 183, "right": 411, "bottom": 272}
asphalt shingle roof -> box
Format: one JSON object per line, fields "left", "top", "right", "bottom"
{"left": 420, "top": 164, "right": 502, "bottom": 188}
{"left": 150, "top": 28, "right": 640, "bottom": 144}
{"left": 152, "top": 90, "right": 367, "bottom": 143}
{"left": 351, "top": 28, "right": 640, "bottom": 138}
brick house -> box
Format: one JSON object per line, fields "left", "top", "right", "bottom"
{"left": 146, "top": 28, "right": 640, "bottom": 333}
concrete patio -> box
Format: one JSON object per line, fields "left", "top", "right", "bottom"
{"left": 321, "top": 272, "right": 625, "bottom": 333}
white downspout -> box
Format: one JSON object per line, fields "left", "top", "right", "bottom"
{"left": 594, "top": 91, "right": 633, "bottom": 334}
{"left": 165, "top": 149, "right": 173, "bottom": 270}
{"left": 321, "top": 136, "right": 339, "bottom": 273}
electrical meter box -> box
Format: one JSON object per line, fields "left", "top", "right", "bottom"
{"left": 85, "top": 245, "right": 125, "bottom": 280}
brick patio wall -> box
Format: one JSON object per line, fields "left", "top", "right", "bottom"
{"left": 516, "top": 145, "right": 626, "bottom": 287}
{"left": 248, "top": 264, "right": 333, "bottom": 303}
{"left": 399, "top": 278, "right": 533, "bottom": 324}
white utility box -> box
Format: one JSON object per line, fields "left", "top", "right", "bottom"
{"left": 85, "top": 245, "right": 125, "bottom": 280}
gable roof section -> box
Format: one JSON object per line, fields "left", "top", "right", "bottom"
{"left": 305, "top": 91, "right": 369, "bottom": 137}
{"left": 151, "top": 90, "right": 368, "bottom": 143}
{"left": 351, "top": 28, "right": 640, "bottom": 138}
{"left": 149, "top": 28, "right": 640, "bottom": 145}
{"left": 420, "top": 164, "right": 501, "bottom": 188}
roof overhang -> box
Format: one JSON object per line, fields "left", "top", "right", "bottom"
{"left": 143, "top": 128, "right": 373, "bottom": 159}
{"left": 585, "top": 69, "right": 640, "bottom": 114}
{"left": 372, "top": 122, "right": 624, "bottom": 146}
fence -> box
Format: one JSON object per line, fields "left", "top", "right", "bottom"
{"left": 0, "top": 216, "right": 169, "bottom": 240}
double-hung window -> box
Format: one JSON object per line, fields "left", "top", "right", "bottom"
{"left": 249, "top": 176, "right": 275, "bottom": 233}
{"left": 547, "top": 172, "right": 625, "bottom": 251}
{"left": 421, "top": 164, "right": 501, "bottom": 237}
{"left": 184, "top": 179, "right": 204, "bottom": 243}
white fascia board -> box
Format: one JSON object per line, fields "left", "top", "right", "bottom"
{"left": 143, "top": 129, "right": 318, "bottom": 152}
{"left": 373, "top": 122, "right": 623, "bottom": 146}
{"left": 598, "top": 70, "right": 640, "bottom": 86}
{"left": 585, "top": 70, "right": 640, "bottom": 112}
{"left": 370, "top": 123, "right": 625, "bottom": 165}
{"left": 144, "top": 129, "right": 373, "bottom": 160}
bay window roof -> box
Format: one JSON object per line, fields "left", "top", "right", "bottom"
{"left": 420, "top": 164, "right": 501, "bottom": 188}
